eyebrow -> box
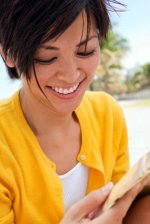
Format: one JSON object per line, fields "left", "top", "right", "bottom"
{"left": 76, "top": 35, "right": 98, "bottom": 47}
{"left": 40, "top": 35, "right": 98, "bottom": 51}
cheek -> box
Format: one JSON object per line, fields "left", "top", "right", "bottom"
{"left": 31, "top": 65, "right": 53, "bottom": 84}
{"left": 84, "top": 53, "right": 100, "bottom": 77}
{"left": 95, "top": 48, "right": 101, "bottom": 65}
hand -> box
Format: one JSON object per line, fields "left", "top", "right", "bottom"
{"left": 60, "top": 182, "right": 114, "bottom": 224}
{"left": 60, "top": 177, "right": 149, "bottom": 224}
{"left": 123, "top": 177, "right": 150, "bottom": 224}
{"left": 123, "top": 195, "right": 150, "bottom": 224}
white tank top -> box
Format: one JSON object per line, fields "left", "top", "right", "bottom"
{"left": 59, "top": 163, "right": 89, "bottom": 212}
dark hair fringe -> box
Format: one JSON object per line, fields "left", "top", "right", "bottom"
{"left": 0, "top": 0, "right": 125, "bottom": 80}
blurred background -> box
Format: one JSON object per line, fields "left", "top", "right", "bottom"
{"left": 0, "top": 0, "right": 150, "bottom": 165}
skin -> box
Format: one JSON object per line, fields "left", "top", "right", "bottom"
{"left": 0, "top": 11, "right": 100, "bottom": 175}
{"left": 61, "top": 177, "right": 150, "bottom": 223}
{"left": 1, "top": 9, "right": 150, "bottom": 224}
{"left": 14, "top": 11, "right": 100, "bottom": 175}
{"left": 21, "top": 11, "right": 100, "bottom": 117}
{"left": 123, "top": 195, "right": 150, "bottom": 224}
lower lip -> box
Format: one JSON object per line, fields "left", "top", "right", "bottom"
{"left": 46, "top": 80, "right": 84, "bottom": 100}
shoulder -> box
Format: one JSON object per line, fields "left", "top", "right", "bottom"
{"left": 0, "top": 91, "right": 20, "bottom": 144}
{"left": 0, "top": 97, "right": 13, "bottom": 116}
{"left": 81, "top": 91, "right": 124, "bottom": 119}
{"left": 84, "top": 90, "right": 120, "bottom": 106}
{"left": 0, "top": 91, "right": 19, "bottom": 117}
{"left": 77, "top": 91, "right": 126, "bottom": 139}
{"left": 0, "top": 98, "right": 11, "bottom": 110}
{"left": 76, "top": 91, "right": 126, "bottom": 139}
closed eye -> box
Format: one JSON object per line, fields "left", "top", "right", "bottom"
{"left": 34, "top": 49, "right": 96, "bottom": 65}
{"left": 34, "top": 57, "right": 57, "bottom": 65}
{"left": 77, "top": 50, "right": 96, "bottom": 58}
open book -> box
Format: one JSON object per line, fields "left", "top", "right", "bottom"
{"left": 103, "top": 151, "right": 150, "bottom": 211}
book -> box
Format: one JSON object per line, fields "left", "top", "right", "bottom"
{"left": 103, "top": 151, "right": 150, "bottom": 211}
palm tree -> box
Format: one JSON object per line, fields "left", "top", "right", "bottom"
{"left": 125, "top": 63, "right": 150, "bottom": 92}
{"left": 90, "top": 29, "right": 129, "bottom": 95}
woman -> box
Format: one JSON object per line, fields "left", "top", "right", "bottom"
{"left": 0, "top": 1, "right": 149, "bottom": 223}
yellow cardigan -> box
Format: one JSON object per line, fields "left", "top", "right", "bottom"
{"left": 0, "top": 90, "right": 129, "bottom": 224}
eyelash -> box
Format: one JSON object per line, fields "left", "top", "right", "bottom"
{"left": 77, "top": 50, "right": 96, "bottom": 58}
{"left": 34, "top": 57, "right": 57, "bottom": 65}
{"left": 34, "top": 50, "right": 96, "bottom": 65}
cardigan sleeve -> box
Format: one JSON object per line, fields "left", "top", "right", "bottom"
{"left": 0, "top": 144, "right": 14, "bottom": 224}
{"left": 111, "top": 116, "right": 130, "bottom": 184}
{"left": 0, "top": 184, "right": 14, "bottom": 224}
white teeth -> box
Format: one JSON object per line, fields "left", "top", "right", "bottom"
{"left": 51, "top": 83, "right": 79, "bottom": 94}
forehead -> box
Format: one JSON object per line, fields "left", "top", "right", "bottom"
{"left": 43, "top": 11, "right": 97, "bottom": 47}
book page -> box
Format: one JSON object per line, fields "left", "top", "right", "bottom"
{"left": 103, "top": 151, "right": 150, "bottom": 211}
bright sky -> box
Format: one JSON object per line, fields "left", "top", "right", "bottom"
{"left": 111, "top": 0, "right": 150, "bottom": 69}
{"left": 0, "top": 0, "right": 150, "bottom": 98}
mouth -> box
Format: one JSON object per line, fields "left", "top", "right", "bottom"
{"left": 51, "top": 83, "right": 79, "bottom": 95}
{"left": 46, "top": 80, "right": 84, "bottom": 96}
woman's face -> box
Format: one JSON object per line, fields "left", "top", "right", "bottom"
{"left": 21, "top": 11, "right": 100, "bottom": 115}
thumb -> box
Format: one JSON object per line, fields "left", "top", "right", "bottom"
{"left": 69, "top": 182, "right": 114, "bottom": 219}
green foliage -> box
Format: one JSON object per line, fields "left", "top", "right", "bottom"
{"left": 90, "top": 25, "right": 150, "bottom": 95}
{"left": 90, "top": 28, "right": 129, "bottom": 95}
{"left": 125, "top": 63, "right": 150, "bottom": 92}
{"left": 143, "top": 63, "right": 150, "bottom": 78}
{"left": 101, "top": 29, "right": 129, "bottom": 53}
{"left": 109, "top": 64, "right": 122, "bottom": 69}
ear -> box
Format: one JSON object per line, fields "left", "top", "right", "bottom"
{"left": 0, "top": 44, "right": 15, "bottom": 68}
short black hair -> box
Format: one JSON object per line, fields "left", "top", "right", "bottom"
{"left": 0, "top": 0, "right": 123, "bottom": 80}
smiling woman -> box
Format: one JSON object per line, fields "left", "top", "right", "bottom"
{"left": 19, "top": 11, "right": 100, "bottom": 116}
{"left": 0, "top": 1, "right": 149, "bottom": 224}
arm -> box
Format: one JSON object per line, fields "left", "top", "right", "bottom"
{"left": 111, "top": 117, "right": 150, "bottom": 223}
{"left": 0, "top": 143, "right": 14, "bottom": 223}
{"left": 112, "top": 115, "right": 130, "bottom": 184}
{"left": 61, "top": 177, "right": 149, "bottom": 224}
{"left": 123, "top": 195, "right": 150, "bottom": 224}
{"left": 0, "top": 180, "right": 14, "bottom": 224}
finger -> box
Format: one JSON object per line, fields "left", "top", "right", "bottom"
{"left": 69, "top": 182, "right": 114, "bottom": 219}
{"left": 112, "top": 176, "right": 150, "bottom": 221}
{"left": 93, "top": 180, "right": 147, "bottom": 224}
{"left": 89, "top": 177, "right": 150, "bottom": 224}
{"left": 112, "top": 181, "right": 144, "bottom": 216}
{"left": 138, "top": 176, "right": 150, "bottom": 193}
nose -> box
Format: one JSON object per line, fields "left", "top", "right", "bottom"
{"left": 56, "top": 58, "right": 81, "bottom": 84}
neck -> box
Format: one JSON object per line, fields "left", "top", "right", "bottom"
{"left": 19, "top": 89, "right": 76, "bottom": 136}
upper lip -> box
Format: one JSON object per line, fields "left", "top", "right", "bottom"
{"left": 46, "top": 79, "right": 85, "bottom": 89}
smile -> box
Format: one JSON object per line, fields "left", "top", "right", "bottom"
{"left": 51, "top": 83, "right": 80, "bottom": 95}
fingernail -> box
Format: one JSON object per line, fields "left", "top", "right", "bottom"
{"left": 101, "top": 182, "right": 114, "bottom": 193}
